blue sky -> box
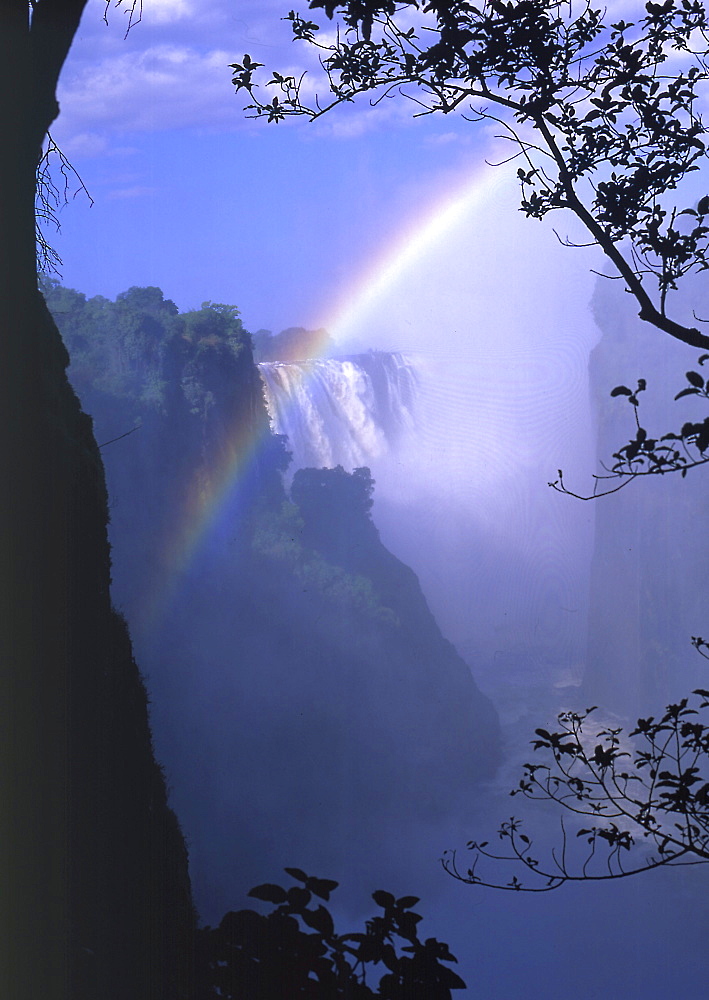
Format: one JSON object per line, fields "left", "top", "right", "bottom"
{"left": 51, "top": 0, "right": 498, "bottom": 335}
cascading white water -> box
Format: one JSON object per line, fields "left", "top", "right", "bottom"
{"left": 258, "top": 351, "right": 417, "bottom": 471}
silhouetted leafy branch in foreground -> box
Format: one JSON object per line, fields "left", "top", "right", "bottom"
{"left": 233, "top": 0, "right": 709, "bottom": 350}
{"left": 550, "top": 356, "right": 709, "bottom": 498}
{"left": 443, "top": 685, "right": 709, "bottom": 892}
{"left": 197, "top": 869, "right": 466, "bottom": 998}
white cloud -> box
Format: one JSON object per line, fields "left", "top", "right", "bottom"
{"left": 107, "top": 184, "right": 156, "bottom": 199}
{"left": 140, "top": 0, "right": 193, "bottom": 25}
{"left": 57, "top": 44, "right": 239, "bottom": 136}
{"left": 54, "top": 131, "right": 110, "bottom": 157}
{"left": 55, "top": 25, "right": 426, "bottom": 146}
{"left": 55, "top": 0, "right": 303, "bottom": 145}
{"left": 422, "top": 131, "right": 476, "bottom": 149}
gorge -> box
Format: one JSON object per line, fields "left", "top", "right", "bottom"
{"left": 42, "top": 276, "right": 709, "bottom": 999}
{"left": 43, "top": 280, "right": 501, "bottom": 923}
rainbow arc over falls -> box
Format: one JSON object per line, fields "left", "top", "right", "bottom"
{"left": 143, "top": 166, "right": 501, "bottom": 633}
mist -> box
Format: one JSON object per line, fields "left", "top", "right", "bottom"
{"left": 326, "top": 170, "right": 600, "bottom": 703}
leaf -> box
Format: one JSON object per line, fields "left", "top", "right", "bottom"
{"left": 686, "top": 370, "right": 705, "bottom": 388}
{"left": 302, "top": 905, "right": 334, "bottom": 937}
{"left": 372, "top": 889, "right": 395, "bottom": 908}
{"left": 381, "top": 943, "right": 398, "bottom": 971}
{"left": 284, "top": 867, "right": 308, "bottom": 883}
{"left": 247, "top": 883, "right": 288, "bottom": 904}
{"left": 439, "top": 966, "right": 467, "bottom": 989}
{"left": 698, "top": 195, "right": 709, "bottom": 215}
{"left": 396, "top": 895, "right": 420, "bottom": 909}
{"left": 287, "top": 886, "right": 311, "bottom": 910}
{"left": 308, "top": 877, "right": 338, "bottom": 901}
{"left": 610, "top": 385, "right": 633, "bottom": 396}
{"left": 218, "top": 908, "right": 261, "bottom": 936}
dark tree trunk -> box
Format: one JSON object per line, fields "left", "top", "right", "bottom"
{"left": 0, "top": 3, "right": 196, "bottom": 996}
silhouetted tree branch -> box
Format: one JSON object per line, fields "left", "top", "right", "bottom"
{"left": 551, "top": 361, "right": 709, "bottom": 498}
{"left": 442, "top": 681, "right": 709, "bottom": 891}
{"left": 234, "top": 0, "right": 709, "bottom": 349}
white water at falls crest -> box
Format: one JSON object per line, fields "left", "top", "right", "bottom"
{"left": 258, "top": 352, "right": 417, "bottom": 471}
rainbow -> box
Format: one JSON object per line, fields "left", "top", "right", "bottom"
{"left": 139, "top": 396, "right": 265, "bottom": 634}
{"left": 317, "top": 165, "right": 504, "bottom": 344}
{"left": 143, "top": 164, "right": 503, "bottom": 632}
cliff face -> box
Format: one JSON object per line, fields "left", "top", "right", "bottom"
{"left": 2, "top": 290, "right": 195, "bottom": 999}
{"left": 46, "top": 281, "right": 501, "bottom": 921}
{"left": 584, "top": 276, "right": 709, "bottom": 715}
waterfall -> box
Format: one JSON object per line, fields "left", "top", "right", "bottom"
{"left": 258, "top": 351, "right": 417, "bottom": 470}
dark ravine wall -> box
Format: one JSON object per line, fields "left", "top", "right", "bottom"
{"left": 584, "top": 276, "right": 709, "bottom": 715}
{"left": 1, "top": 14, "right": 199, "bottom": 987}
{"left": 1, "top": 292, "right": 195, "bottom": 998}
{"left": 44, "top": 281, "right": 501, "bottom": 921}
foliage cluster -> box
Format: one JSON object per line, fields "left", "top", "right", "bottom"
{"left": 608, "top": 362, "right": 709, "bottom": 474}
{"left": 197, "top": 870, "right": 465, "bottom": 999}
{"left": 252, "top": 481, "right": 399, "bottom": 626}
{"left": 291, "top": 465, "right": 375, "bottom": 522}
{"left": 40, "top": 278, "right": 251, "bottom": 412}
